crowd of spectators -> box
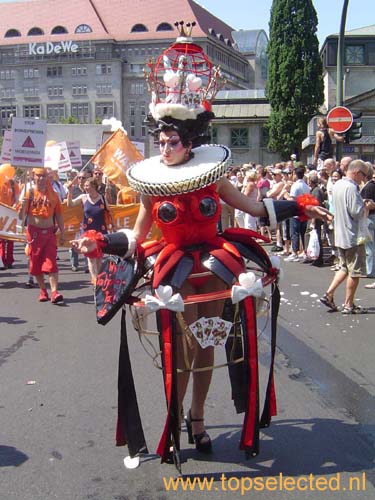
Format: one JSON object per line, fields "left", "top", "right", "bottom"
{"left": 1, "top": 156, "right": 375, "bottom": 312}
{"left": 220, "top": 156, "right": 375, "bottom": 309}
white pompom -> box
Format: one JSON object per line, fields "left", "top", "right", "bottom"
{"left": 163, "top": 72, "right": 180, "bottom": 88}
{"left": 156, "top": 285, "right": 173, "bottom": 302}
{"left": 123, "top": 455, "right": 140, "bottom": 469}
{"left": 238, "top": 272, "right": 257, "bottom": 289}
{"left": 186, "top": 74, "right": 202, "bottom": 91}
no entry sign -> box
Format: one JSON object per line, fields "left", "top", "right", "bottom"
{"left": 327, "top": 106, "right": 353, "bottom": 133}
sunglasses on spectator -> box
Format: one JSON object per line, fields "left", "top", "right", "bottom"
{"left": 94, "top": 171, "right": 103, "bottom": 175}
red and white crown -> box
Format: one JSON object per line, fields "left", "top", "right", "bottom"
{"left": 144, "top": 21, "right": 225, "bottom": 121}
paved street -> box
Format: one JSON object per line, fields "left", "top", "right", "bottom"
{"left": 1, "top": 243, "right": 374, "bottom": 500}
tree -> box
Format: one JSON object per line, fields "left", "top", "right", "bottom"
{"left": 266, "top": 0, "right": 324, "bottom": 159}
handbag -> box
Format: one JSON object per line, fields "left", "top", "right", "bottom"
{"left": 95, "top": 254, "right": 140, "bottom": 325}
{"left": 306, "top": 228, "right": 320, "bottom": 260}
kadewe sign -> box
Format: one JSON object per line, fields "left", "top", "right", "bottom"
{"left": 11, "top": 117, "right": 47, "bottom": 168}
{"left": 29, "top": 41, "right": 79, "bottom": 56}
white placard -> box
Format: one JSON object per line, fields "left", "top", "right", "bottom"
{"left": 44, "top": 145, "right": 60, "bottom": 170}
{"left": 55, "top": 141, "right": 72, "bottom": 172}
{"left": 44, "top": 141, "right": 72, "bottom": 172}
{"left": 0, "top": 130, "right": 12, "bottom": 163}
{"left": 66, "top": 140, "right": 82, "bottom": 168}
{"left": 11, "top": 117, "right": 47, "bottom": 168}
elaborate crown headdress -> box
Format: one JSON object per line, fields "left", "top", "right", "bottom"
{"left": 144, "top": 21, "right": 225, "bottom": 122}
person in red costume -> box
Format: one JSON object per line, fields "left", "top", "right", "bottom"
{"left": 72, "top": 21, "right": 332, "bottom": 472}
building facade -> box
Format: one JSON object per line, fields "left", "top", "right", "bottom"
{"left": 0, "top": 0, "right": 256, "bottom": 153}
{"left": 303, "top": 25, "right": 375, "bottom": 163}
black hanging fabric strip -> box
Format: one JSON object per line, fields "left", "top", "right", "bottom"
{"left": 260, "top": 282, "right": 280, "bottom": 428}
{"left": 115, "top": 309, "right": 148, "bottom": 457}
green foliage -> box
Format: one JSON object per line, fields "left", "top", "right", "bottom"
{"left": 266, "top": 0, "right": 324, "bottom": 159}
{"left": 59, "top": 116, "right": 80, "bottom": 124}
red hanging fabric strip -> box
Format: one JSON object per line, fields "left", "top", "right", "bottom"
{"left": 156, "top": 309, "right": 180, "bottom": 463}
{"left": 239, "top": 296, "right": 259, "bottom": 456}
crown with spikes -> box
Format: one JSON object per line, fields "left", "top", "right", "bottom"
{"left": 174, "top": 20, "right": 196, "bottom": 42}
{"left": 144, "top": 21, "right": 225, "bottom": 122}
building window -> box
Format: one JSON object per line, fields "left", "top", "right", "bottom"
{"left": 71, "top": 103, "right": 89, "bottom": 123}
{"left": 156, "top": 23, "right": 174, "bottom": 31}
{"left": 0, "top": 88, "right": 15, "bottom": 99}
{"left": 130, "top": 121, "right": 135, "bottom": 136}
{"left": 23, "top": 105, "right": 41, "bottom": 118}
{"left": 5, "top": 29, "right": 21, "bottom": 38}
{"left": 231, "top": 128, "right": 248, "bottom": 147}
{"left": 0, "top": 106, "right": 17, "bottom": 128}
{"left": 28, "top": 27, "right": 44, "bottom": 36}
{"left": 47, "top": 66, "right": 62, "bottom": 77}
{"left": 75, "top": 24, "right": 92, "bottom": 34}
{"left": 130, "top": 64, "right": 143, "bottom": 73}
{"left": 72, "top": 66, "right": 87, "bottom": 76}
{"left": 140, "top": 102, "right": 146, "bottom": 117}
{"left": 129, "top": 102, "right": 135, "bottom": 116}
{"left": 51, "top": 25, "right": 68, "bottom": 35}
{"left": 95, "top": 102, "right": 114, "bottom": 120}
{"left": 211, "top": 126, "right": 218, "bottom": 144}
{"left": 261, "top": 127, "right": 269, "bottom": 148}
{"left": 1, "top": 70, "right": 16, "bottom": 80}
{"left": 96, "top": 84, "right": 112, "bottom": 95}
{"left": 24, "top": 88, "right": 39, "bottom": 98}
{"left": 345, "top": 45, "right": 365, "bottom": 65}
{"left": 47, "top": 104, "right": 65, "bottom": 123}
{"left": 131, "top": 24, "right": 148, "bottom": 33}
{"left": 48, "top": 87, "right": 63, "bottom": 97}
{"left": 96, "top": 64, "right": 112, "bottom": 75}
{"left": 24, "top": 68, "right": 39, "bottom": 79}
{"left": 130, "top": 83, "right": 144, "bottom": 94}
{"left": 72, "top": 85, "right": 88, "bottom": 96}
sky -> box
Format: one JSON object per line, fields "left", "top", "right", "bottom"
{"left": 0, "top": 0, "right": 373, "bottom": 45}
{"left": 197, "top": 0, "right": 374, "bottom": 45}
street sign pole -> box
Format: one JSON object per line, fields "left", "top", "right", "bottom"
{"left": 336, "top": 0, "right": 350, "bottom": 160}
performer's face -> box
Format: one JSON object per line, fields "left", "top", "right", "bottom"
{"left": 159, "top": 130, "right": 190, "bottom": 166}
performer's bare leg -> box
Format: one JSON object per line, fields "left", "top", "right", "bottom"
{"left": 178, "top": 275, "right": 225, "bottom": 441}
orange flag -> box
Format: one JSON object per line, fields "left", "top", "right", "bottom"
{"left": 91, "top": 129, "right": 144, "bottom": 190}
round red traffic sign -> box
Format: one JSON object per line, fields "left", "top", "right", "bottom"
{"left": 327, "top": 106, "right": 353, "bottom": 133}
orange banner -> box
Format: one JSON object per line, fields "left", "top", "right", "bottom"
{"left": 91, "top": 129, "right": 144, "bottom": 190}
{"left": 0, "top": 202, "right": 160, "bottom": 246}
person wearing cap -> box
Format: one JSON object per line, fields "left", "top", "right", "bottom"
{"left": 18, "top": 168, "right": 65, "bottom": 303}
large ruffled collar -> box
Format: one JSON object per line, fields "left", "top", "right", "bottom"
{"left": 126, "top": 144, "right": 230, "bottom": 196}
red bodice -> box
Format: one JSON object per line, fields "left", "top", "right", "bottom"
{"left": 151, "top": 185, "right": 221, "bottom": 247}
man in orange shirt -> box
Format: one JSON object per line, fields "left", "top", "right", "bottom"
{"left": 18, "top": 168, "right": 65, "bottom": 303}
{"left": 0, "top": 178, "right": 20, "bottom": 269}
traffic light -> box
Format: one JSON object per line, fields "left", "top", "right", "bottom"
{"left": 345, "top": 112, "right": 362, "bottom": 143}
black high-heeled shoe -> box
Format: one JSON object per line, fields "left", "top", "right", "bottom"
{"left": 185, "top": 409, "right": 212, "bottom": 453}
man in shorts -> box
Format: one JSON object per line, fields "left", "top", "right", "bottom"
{"left": 18, "top": 168, "right": 65, "bottom": 303}
{"left": 320, "top": 160, "right": 375, "bottom": 314}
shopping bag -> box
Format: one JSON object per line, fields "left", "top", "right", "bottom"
{"left": 306, "top": 229, "right": 320, "bottom": 260}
